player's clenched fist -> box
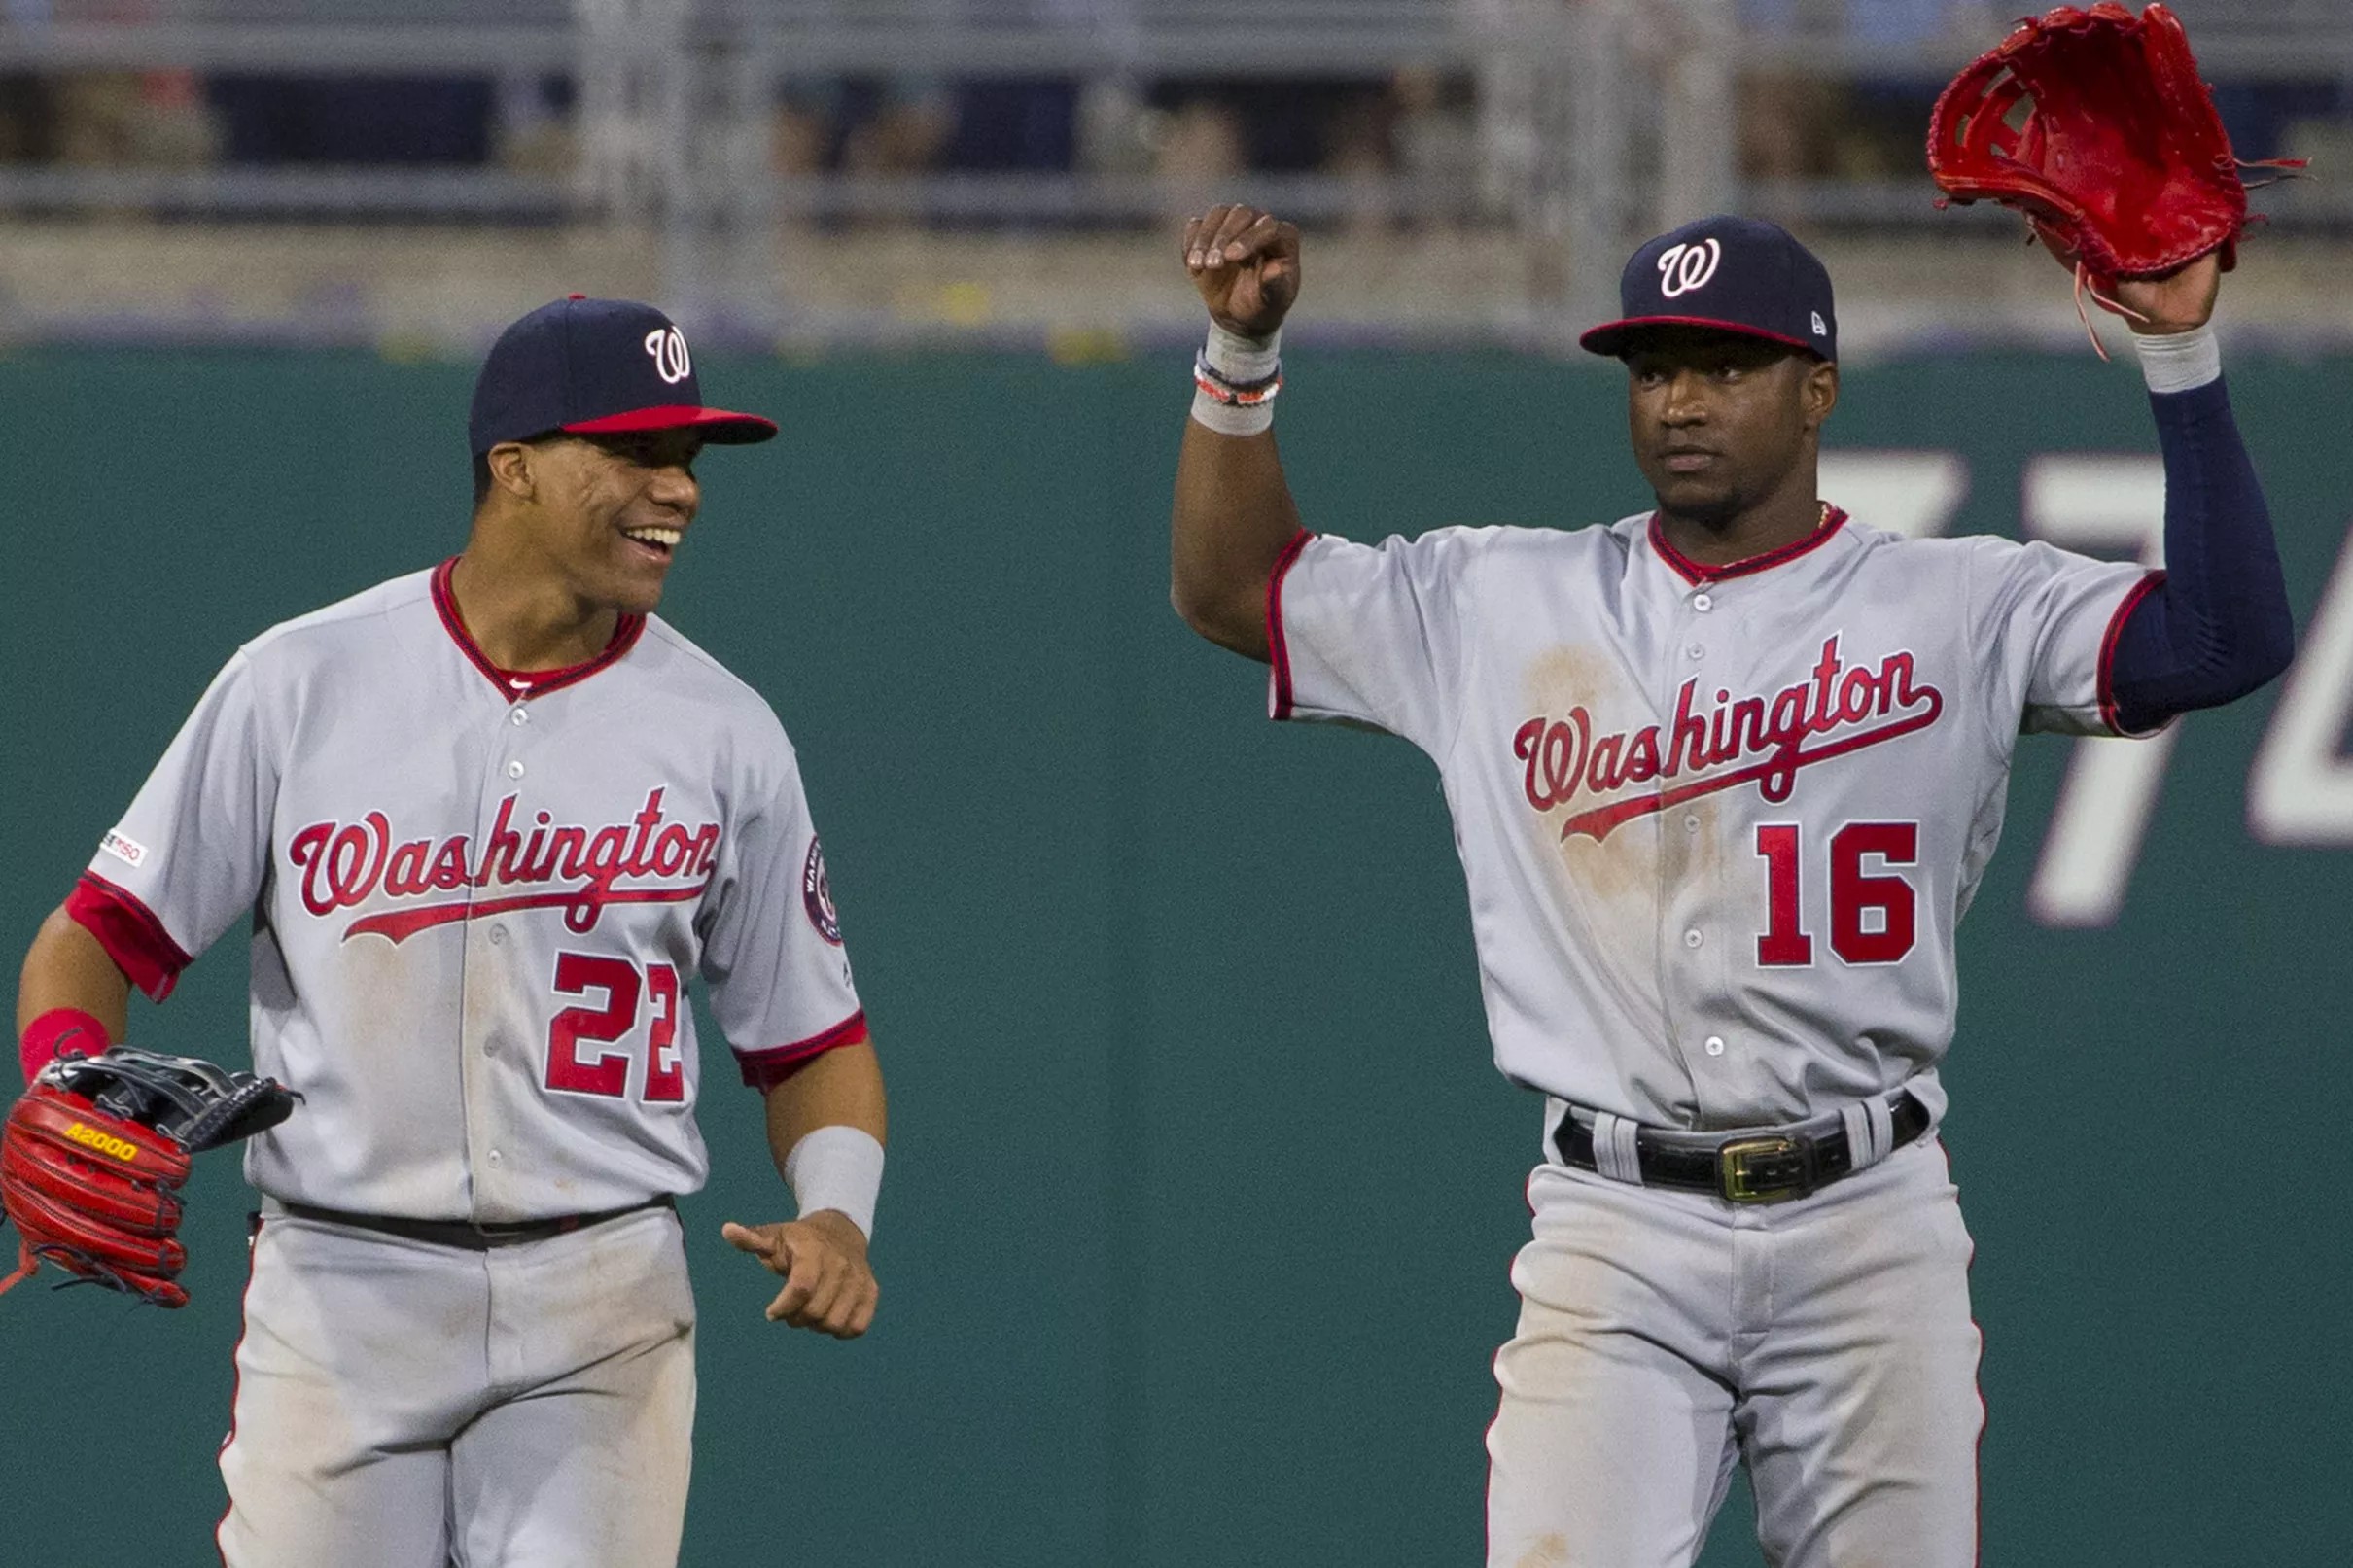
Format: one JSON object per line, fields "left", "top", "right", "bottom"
{"left": 1182, "top": 205, "right": 1302, "bottom": 336}
{"left": 721, "top": 1211, "right": 878, "bottom": 1339}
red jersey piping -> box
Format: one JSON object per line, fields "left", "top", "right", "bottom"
{"left": 1647, "top": 505, "right": 1849, "bottom": 586}
{"left": 430, "top": 557, "right": 646, "bottom": 702}
{"left": 734, "top": 1010, "right": 869, "bottom": 1091}
{"left": 66, "top": 872, "right": 192, "bottom": 1002}
{"left": 2096, "top": 570, "right": 2170, "bottom": 737}
{"left": 1266, "top": 530, "right": 1315, "bottom": 720}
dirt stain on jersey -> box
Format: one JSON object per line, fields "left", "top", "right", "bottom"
{"left": 1523, "top": 646, "right": 1656, "bottom": 905}
{"left": 1555, "top": 822, "right": 1657, "bottom": 904}
{"left": 454, "top": 923, "right": 559, "bottom": 1081}
{"left": 1522, "top": 645, "right": 1615, "bottom": 724}
{"left": 1511, "top": 645, "right": 1674, "bottom": 1046}
{"left": 1661, "top": 793, "right": 1727, "bottom": 889}
{"left": 336, "top": 926, "right": 431, "bottom": 1052}
{"left": 1513, "top": 1536, "right": 1571, "bottom": 1568}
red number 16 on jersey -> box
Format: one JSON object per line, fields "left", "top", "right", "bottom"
{"left": 1754, "top": 821, "right": 1919, "bottom": 967}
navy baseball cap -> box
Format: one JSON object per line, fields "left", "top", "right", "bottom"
{"left": 1580, "top": 216, "right": 1837, "bottom": 362}
{"left": 468, "top": 296, "right": 778, "bottom": 457}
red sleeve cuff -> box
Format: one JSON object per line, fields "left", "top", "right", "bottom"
{"left": 66, "top": 873, "right": 192, "bottom": 1002}
{"left": 1266, "top": 529, "right": 1314, "bottom": 721}
{"left": 2096, "top": 569, "right": 2170, "bottom": 738}
{"left": 733, "top": 1010, "right": 868, "bottom": 1091}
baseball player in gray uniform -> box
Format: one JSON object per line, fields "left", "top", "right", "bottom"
{"left": 13, "top": 296, "right": 889, "bottom": 1567}
{"left": 1171, "top": 208, "right": 2294, "bottom": 1564}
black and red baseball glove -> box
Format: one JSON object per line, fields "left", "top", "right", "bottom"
{"left": 1, "top": 1047, "right": 298, "bottom": 1308}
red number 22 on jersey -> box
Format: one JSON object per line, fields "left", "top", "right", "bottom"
{"left": 545, "top": 951, "right": 686, "bottom": 1101}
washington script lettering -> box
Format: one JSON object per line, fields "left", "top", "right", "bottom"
{"left": 1514, "top": 636, "right": 1944, "bottom": 843}
{"left": 288, "top": 787, "right": 720, "bottom": 943}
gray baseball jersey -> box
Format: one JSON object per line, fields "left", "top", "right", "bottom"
{"left": 1268, "top": 506, "right": 2156, "bottom": 1131}
{"left": 72, "top": 560, "right": 863, "bottom": 1222}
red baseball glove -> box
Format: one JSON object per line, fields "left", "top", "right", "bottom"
{"left": 1, "top": 1047, "right": 298, "bottom": 1308}
{"left": 1927, "top": 5, "right": 2297, "bottom": 311}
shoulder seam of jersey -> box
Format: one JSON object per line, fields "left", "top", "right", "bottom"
{"left": 636, "top": 618, "right": 795, "bottom": 748}
{"left": 1437, "top": 532, "right": 1485, "bottom": 764}
{"left": 637, "top": 618, "right": 776, "bottom": 700}
{"left": 1960, "top": 538, "right": 2013, "bottom": 757}
{"left": 238, "top": 567, "right": 436, "bottom": 660}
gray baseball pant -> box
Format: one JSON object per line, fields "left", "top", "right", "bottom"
{"left": 215, "top": 1202, "right": 696, "bottom": 1568}
{"left": 1487, "top": 1133, "right": 1983, "bottom": 1568}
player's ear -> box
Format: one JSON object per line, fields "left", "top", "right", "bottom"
{"left": 1801, "top": 358, "right": 1839, "bottom": 431}
{"left": 484, "top": 441, "right": 540, "bottom": 505}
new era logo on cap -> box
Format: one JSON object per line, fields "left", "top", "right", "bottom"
{"left": 468, "top": 297, "right": 778, "bottom": 456}
{"left": 1580, "top": 215, "right": 1838, "bottom": 363}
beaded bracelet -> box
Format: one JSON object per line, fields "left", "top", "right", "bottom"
{"left": 1193, "top": 352, "right": 1283, "bottom": 407}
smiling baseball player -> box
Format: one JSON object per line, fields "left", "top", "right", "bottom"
{"left": 1171, "top": 207, "right": 2294, "bottom": 1564}
{"left": 13, "top": 296, "right": 888, "bottom": 1567}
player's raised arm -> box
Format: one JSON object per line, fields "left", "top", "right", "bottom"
{"left": 1171, "top": 204, "right": 1306, "bottom": 661}
{"left": 1926, "top": 6, "right": 2298, "bottom": 731}
{"left": 2090, "top": 253, "right": 2296, "bottom": 731}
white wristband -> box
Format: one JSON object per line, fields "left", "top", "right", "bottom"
{"left": 1190, "top": 390, "right": 1274, "bottom": 436}
{"left": 1204, "top": 322, "right": 1280, "bottom": 382}
{"left": 1191, "top": 323, "right": 1282, "bottom": 436}
{"left": 784, "top": 1125, "right": 885, "bottom": 1241}
{"left": 2132, "top": 322, "right": 2221, "bottom": 394}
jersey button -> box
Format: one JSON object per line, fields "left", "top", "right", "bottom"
{"left": 1683, "top": 814, "right": 1701, "bottom": 832}
{"left": 509, "top": 708, "right": 529, "bottom": 727}
{"left": 1703, "top": 1035, "right": 1726, "bottom": 1057}
{"left": 482, "top": 1036, "right": 500, "bottom": 1057}
{"left": 507, "top": 759, "right": 526, "bottom": 779}
{"left": 487, "top": 1149, "right": 503, "bottom": 1166}
{"left": 1693, "top": 592, "right": 1714, "bottom": 612}
{"left": 488, "top": 926, "right": 507, "bottom": 946}
{"left": 1683, "top": 928, "right": 1703, "bottom": 949}
{"left": 1686, "top": 644, "right": 1704, "bottom": 660}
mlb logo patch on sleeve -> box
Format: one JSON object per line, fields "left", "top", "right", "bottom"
{"left": 100, "top": 828, "right": 150, "bottom": 868}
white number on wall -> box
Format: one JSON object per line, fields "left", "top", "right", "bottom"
{"left": 1819, "top": 450, "right": 1968, "bottom": 540}
{"left": 2020, "top": 456, "right": 2176, "bottom": 928}
{"left": 2248, "top": 521, "right": 2353, "bottom": 845}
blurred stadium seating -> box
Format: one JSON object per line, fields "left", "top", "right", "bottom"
{"left": 0, "top": 0, "right": 2347, "bottom": 348}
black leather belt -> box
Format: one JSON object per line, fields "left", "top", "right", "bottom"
{"left": 275, "top": 1194, "right": 673, "bottom": 1250}
{"left": 1553, "top": 1093, "right": 1931, "bottom": 1204}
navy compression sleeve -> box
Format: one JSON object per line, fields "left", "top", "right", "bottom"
{"left": 2104, "top": 372, "right": 2296, "bottom": 734}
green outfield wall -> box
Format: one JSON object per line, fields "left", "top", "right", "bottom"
{"left": 2, "top": 346, "right": 2347, "bottom": 1566}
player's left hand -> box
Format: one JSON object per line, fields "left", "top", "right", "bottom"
{"left": 720, "top": 1211, "right": 877, "bottom": 1338}
{"left": 2113, "top": 250, "right": 2222, "bottom": 335}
